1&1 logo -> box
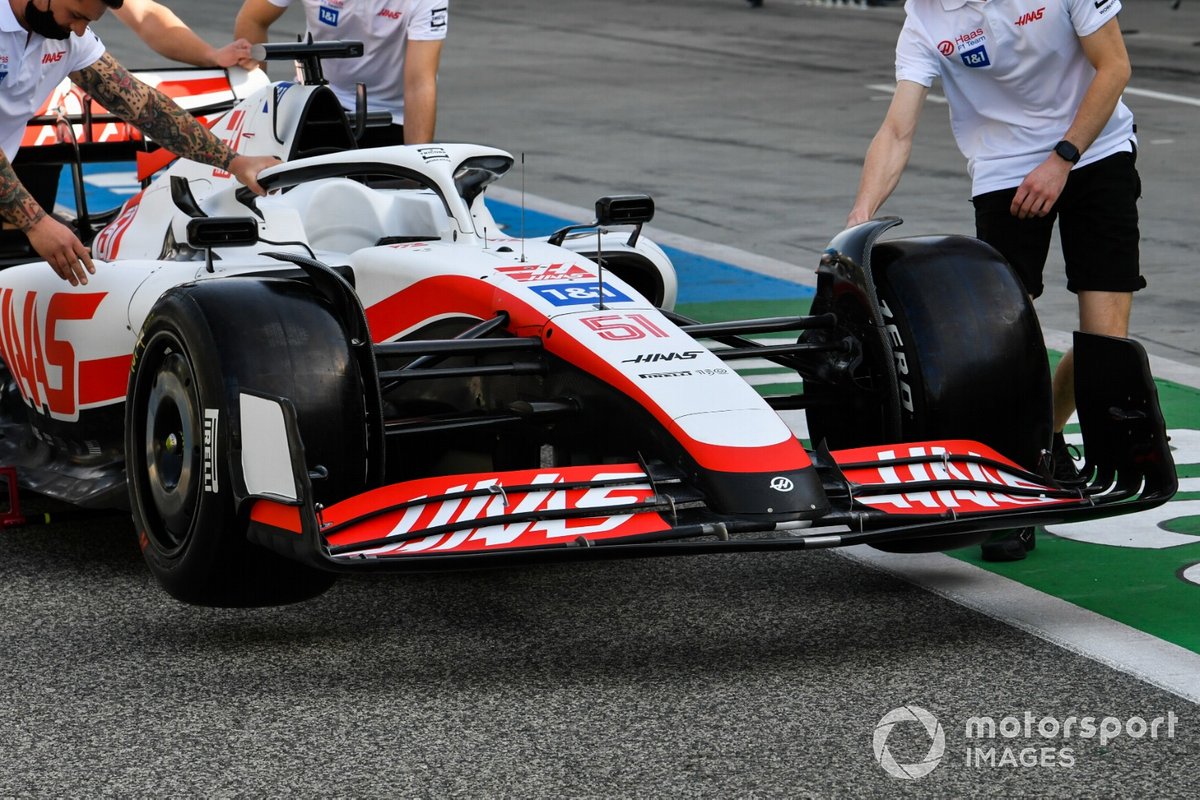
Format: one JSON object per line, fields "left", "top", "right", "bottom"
{"left": 873, "top": 705, "right": 946, "bottom": 779}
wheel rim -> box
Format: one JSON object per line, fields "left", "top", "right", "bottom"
{"left": 139, "top": 343, "right": 202, "bottom": 553}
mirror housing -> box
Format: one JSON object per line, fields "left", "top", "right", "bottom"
{"left": 186, "top": 217, "right": 260, "bottom": 248}
{"left": 595, "top": 195, "right": 654, "bottom": 226}
{"left": 547, "top": 194, "right": 656, "bottom": 247}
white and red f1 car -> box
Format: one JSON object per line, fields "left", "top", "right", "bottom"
{"left": 0, "top": 44, "right": 1177, "bottom": 605}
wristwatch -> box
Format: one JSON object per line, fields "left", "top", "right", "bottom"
{"left": 1053, "top": 140, "right": 1081, "bottom": 164}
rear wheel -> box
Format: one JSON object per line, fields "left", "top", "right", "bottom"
{"left": 127, "top": 279, "right": 368, "bottom": 605}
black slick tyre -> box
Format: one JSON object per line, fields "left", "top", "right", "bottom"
{"left": 126, "top": 279, "right": 368, "bottom": 606}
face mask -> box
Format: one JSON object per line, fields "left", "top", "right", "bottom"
{"left": 24, "top": 0, "right": 72, "bottom": 41}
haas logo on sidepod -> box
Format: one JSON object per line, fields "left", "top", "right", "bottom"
{"left": 0, "top": 290, "right": 106, "bottom": 419}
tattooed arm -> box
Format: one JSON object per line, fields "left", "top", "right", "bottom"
{"left": 71, "top": 52, "right": 279, "bottom": 194}
{"left": 0, "top": 149, "right": 95, "bottom": 286}
{"left": 11, "top": 53, "right": 279, "bottom": 286}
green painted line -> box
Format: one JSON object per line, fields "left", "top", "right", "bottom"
{"left": 955, "top": 527, "right": 1200, "bottom": 654}
{"left": 954, "top": 371, "right": 1200, "bottom": 655}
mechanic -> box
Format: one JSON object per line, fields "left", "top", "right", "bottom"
{"left": 1, "top": 0, "right": 280, "bottom": 287}
{"left": 13, "top": 0, "right": 256, "bottom": 218}
{"left": 112, "top": 0, "right": 256, "bottom": 68}
{"left": 234, "top": 0, "right": 447, "bottom": 145}
{"left": 846, "top": 0, "right": 1142, "bottom": 562}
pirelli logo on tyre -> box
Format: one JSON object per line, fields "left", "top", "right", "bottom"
{"left": 203, "top": 408, "right": 219, "bottom": 494}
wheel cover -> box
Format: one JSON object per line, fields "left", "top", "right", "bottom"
{"left": 140, "top": 346, "right": 202, "bottom": 552}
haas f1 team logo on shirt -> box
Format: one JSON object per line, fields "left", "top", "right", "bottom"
{"left": 940, "top": 28, "right": 990, "bottom": 69}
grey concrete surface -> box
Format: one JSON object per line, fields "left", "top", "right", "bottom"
{"left": 4, "top": 2, "right": 1190, "bottom": 797}
{"left": 2, "top": 516, "right": 1196, "bottom": 797}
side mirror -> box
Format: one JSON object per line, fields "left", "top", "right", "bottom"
{"left": 186, "top": 217, "right": 260, "bottom": 248}
{"left": 595, "top": 195, "right": 654, "bottom": 226}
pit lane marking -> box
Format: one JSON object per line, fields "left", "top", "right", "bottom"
{"left": 866, "top": 84, "right": 1200, "bottom": 110}
{"left": 1123, "top": 87, "right": 1200, "bottom": 109}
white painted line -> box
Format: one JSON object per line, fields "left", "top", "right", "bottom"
{"left": 1182, "top": 563, "right": 1200, "bottom": 588}
{"left": 496, "top": 188, "right": 1200, "bottom": 387}
{"left": 841, "top": 545, "right": 1200, "bottom": 705}
{"left": 866, "top": 82, "right": 948, "bottom": 104}
{"left": 742, "top": 372, "right": 801, "bottom": 387}
{"left": 1043, "top": 330, "right": 1200, "bottom": 389}
{"left": 733, "top": 359, "right": 790, "bottom": 372}
{"left": 1124, "top": 86, "right": 1200, "bottom": 109}
{"left": 861, "top": 83, "right": 1200, "bottom": 111}
{"left": 84, "top": 173, "right": 140, "bottom": 190}
{"left": 496, "top": 189, "right": 1200, "bottom": 391}
{"left": 489, "top": 186, "right": 820, "bottom": 288}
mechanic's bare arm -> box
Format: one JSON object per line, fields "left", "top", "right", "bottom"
{"left": 71, "top": 53, "right": 279, "bottom": 194}
{"left": 235, "top": 0, "right": 289, "bottom": 68}
{"left": 0, "top": 150, "right": 95, "bottom": 286}
{"left": 114, "top": 0, "right": 254, "bottom": 69}
{"left": 1010, "top": 18, "right": 1131, "bottom": 220}
{"left": 235, "top": 0, "right": 287, "bottom": 42}
{"left": 847, "top": 80, "right": 928, "bottom": 228}
{"left": 402, "top": 39, "right": 444, "bottom": 144}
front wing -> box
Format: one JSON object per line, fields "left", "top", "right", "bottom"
{"left": 238, "top": 333, "right": 1177, "bottom": 571}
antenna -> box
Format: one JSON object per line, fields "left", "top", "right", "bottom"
{"left": 595, "top": 225, "right": 605, "bottom": 310}
{"left": 519, "top": 152, "right": 526, "bottom": 263}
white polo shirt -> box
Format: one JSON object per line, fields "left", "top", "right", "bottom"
{"left": 0, "top": 5, "right": 105, "bottom": 161}
{"left": 267, "top": 0, "right": 448, "bottom": 123}
{"left": 896, "top": 0, "right": 1135, "bottom": 195}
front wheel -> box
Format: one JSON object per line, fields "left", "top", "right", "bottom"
{"left": 808, "top": 235, "right": 1053, "bottom": 553}
{"left": 870, "top": 235, "right": 1052, "bottom": 471}
{"left": 127, "top": 280, "right": 367, "bottom": 606}
{"left": 872, "top": 236, "right": 1052, "bottom": 553}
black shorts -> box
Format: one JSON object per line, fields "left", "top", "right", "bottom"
{"left": 971, "top": 150, "right": 1144, "bottom": 298}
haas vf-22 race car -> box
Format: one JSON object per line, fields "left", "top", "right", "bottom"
{"left": 0, "top": 43, "right": 1177, "bottom": 605}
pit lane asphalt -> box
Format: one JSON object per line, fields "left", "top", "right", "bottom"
{"left": 3, "top": 1, "right": 1196, "bottom": 796}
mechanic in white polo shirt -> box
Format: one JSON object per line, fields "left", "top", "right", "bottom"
{"left": 847, "top": 0, "right": 1141, "bottom": 561}
{"left": 1, "top": 0, "right": 280, "bottom": 286}
{"left": 235, "top": 0, "right": 447, "bottom": 146}
{"left": 14, "top": 0, "right": 257, "bottom": 218}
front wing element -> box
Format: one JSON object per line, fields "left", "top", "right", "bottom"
{"left": 239, "top": 332, "right": 1175, "bottom": 571}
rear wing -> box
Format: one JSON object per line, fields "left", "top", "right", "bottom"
{"left": 17, "top": 68, "right": 268, "bottom": 165}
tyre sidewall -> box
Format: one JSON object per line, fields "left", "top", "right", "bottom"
{"left": 127, "top": 291, "right": 238, "bottom": 600}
